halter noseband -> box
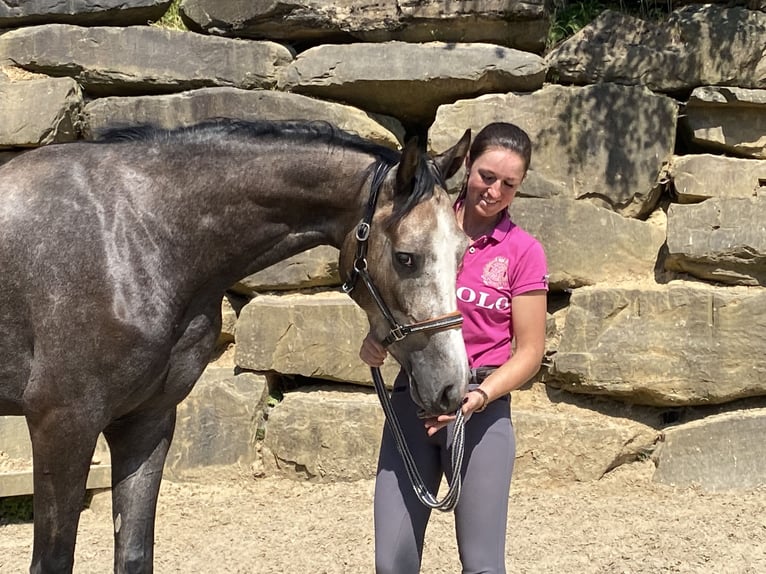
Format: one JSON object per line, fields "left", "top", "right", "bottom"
{"left": 342, "top": 160, "right": 463, "bottom": 348}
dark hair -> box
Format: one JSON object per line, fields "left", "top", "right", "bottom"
{"left": 469, "top": 122, "right": 532, "bottom": 173}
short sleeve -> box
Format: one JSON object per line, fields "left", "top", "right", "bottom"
{"left": 509, "top": 238, "right": 548, "bottom": 297}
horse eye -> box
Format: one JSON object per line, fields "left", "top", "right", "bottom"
{"left": 395, "top": 252, "right": 415, "bottom": 267}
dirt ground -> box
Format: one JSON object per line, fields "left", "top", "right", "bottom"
{"left": 1, "top": 461, "right": 765, "bottom": 573}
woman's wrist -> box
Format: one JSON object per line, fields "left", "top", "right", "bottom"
{"left": 471, "top": 388, "right": 489, "bottom": 412}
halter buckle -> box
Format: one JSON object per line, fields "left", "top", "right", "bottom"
{"left": 355, "top": 221, "right": 371, "bottom": 241}
{"left": 388, "top": 325, "right": 407, "bottom": 342}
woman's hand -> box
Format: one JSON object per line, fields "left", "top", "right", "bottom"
{"left": 423, "top": 390, "right": 486, "bottom": 436}
{"left": 359, "top": 332, "right": 387, "bottom": 367}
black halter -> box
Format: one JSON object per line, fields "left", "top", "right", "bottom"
{"left": 342, "top": 158, "right": 468, "bottom": 511}
{"left": 342, "top": 160, "right": 463, "bottom": 347}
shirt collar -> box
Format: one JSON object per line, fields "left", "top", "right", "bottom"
{"left": 488, "top": 209, "right": 514, "bottom": 243}
{"left": 454, "top": 197, "right": 515, "bottom": 245}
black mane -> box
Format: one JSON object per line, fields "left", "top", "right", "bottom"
{"left": 96, "top": 118, "right": 401, "bottom": 165}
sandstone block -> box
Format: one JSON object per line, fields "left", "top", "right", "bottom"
{"left": 653, "top": 408, "right": 766, "bottom": 491}
{"left": 0, "top": 415, "right": 111, "bottom": 496}
{"left": 431, "top": 83, "right": 677, "bottom": 218}
{"left": 0, "top": 0, "right": 171, "bottom": 27}
{"left": 0, "top": 24, "right": 292, "bottom": 96}
{"left": 512, "top": 198, "right": 666, "bottom": 290}
{"left": 513, "top": 405, "right": 657, "bottom": 483}
{"left": 261, "top": 381, "right": 660, "bottom": 484}
{"left": 666, "top": 196, "right": 766, "bottom": 286}
{"left": 233, "top": 246, "right": 341, "bottom": 294}
{"left": 235, "top": 291, "right": 401, "bottom": 385}
{"left": 683, "top": 87, "right": 766, "bottom": 159}
{"left": 549, "top": 282, "right": 766, "bottom": 406}
{"left": 262, "top": 385, "right": 384, "bottom": 481}
{"left": 181, "top": 0, "right": 549, "bottom": 52}
{"left": 278, "top": 41, "right": 546, "bottom": 124}
{"left": 669, "top": 154, "right": 766, "bottom": 203}
{"left": 546, "top": 5, "right": 766, "bottom": 92}
{"left": 0, "top": 76, "right": 81, "bottom": 148}
{"left": 0, "top": 466, "right": 111, "bottom": 498}
{"left": 165, "top": 368, "right": 269, "bottom": 478}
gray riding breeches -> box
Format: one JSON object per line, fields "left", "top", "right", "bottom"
{"left": 374, "top": 370, "right": 515, "bottom": 574}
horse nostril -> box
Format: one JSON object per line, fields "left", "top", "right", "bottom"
{"left": 440, "top": 383, "right": 461, "bottom": 414}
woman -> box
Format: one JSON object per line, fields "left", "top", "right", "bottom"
{"left": 360, "top": 122, "right": 548, "bottom": 574}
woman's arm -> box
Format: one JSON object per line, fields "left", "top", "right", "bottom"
{"left": 464, "top": 289, "right": 547, "bottom": 411}
{"left": 426, "top": 289, "right": 547, "bottom": 435}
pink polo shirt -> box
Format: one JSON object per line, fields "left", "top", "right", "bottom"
{"left": 456, "top": 206, "right": 548, "bottom": 369}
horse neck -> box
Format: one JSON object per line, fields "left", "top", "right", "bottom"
{"left": 151, "top": 143, "right": 376, "bottom": 293}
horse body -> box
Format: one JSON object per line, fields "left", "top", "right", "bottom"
{"left": 0, "top": 120, "right": 470, "bottom": 573}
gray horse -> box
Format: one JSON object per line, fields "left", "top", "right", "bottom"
{"left": 0, "top": 119, "right": 471, "bottom": 573}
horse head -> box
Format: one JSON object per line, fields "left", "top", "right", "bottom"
{"left": 341, "top": 131, "right": 472, "bottom": 416}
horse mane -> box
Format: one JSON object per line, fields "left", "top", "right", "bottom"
{"left": 96, "top": 118, "right": 401, "bottom": 164}
{"left": 98, "top": 118, "right": 440, "bottom": 226}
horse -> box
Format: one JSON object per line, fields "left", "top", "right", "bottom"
{"left": 0, "top": 118, "right": 472, "bottom": 573}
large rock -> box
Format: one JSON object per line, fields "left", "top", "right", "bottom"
{"left": 430, "top": 83, "right": 677, "bottom": 218}
{"left": 0, "top": 0, "right": 171, "bottom": 27}
{"left": 0, "top": 75, "right": 82, "bottom": 148}
{"left": 653, "top": 408, "right": 766, "bottom": 491}
{"left": 232, "top": 246, "right": 341, "bottom": 294}
{"left": 262, "top": 385, "right": 384, "bottom": 481}
{"left": 682, "top": 87, "right": 766, "bottom": 159}
{"left": 511, "top": 197, "right": 666, "bottom": 290}
{"left": 82, "top": 87, "right": 403, "bottom": 148}
{"left": 0, "top": 24, "right": 292, "bottom": 96}
{"left": 165, "top": 368, "right": 269, "bottom": 478}
{"left": 549, "top": 282, "right": 766, "bottom": 406}
{"left": 665, "top": 196, "right": 766, "bottom": 286}
{"left": 546, "top": 5, "right": 766, "bottom": 92}
{"left": 180, "top": 0, "right": 549, "bottom": 53}
{"left": 261, "top": 380, "right": 660, "bottom": 483}
{"left": 277, "top": 41, "right": 546, "bottom": 124}
{"left": 668, "top": 154, "right": 766, "bottom": 203}
{"left": 235, "top": 291, "right": 401, "bottom": 385}
{"left": 358, "top": 0, "right": 549, "bottom": 51}
{"left": 513, "top": 383, "right": 659, "bottom": 482}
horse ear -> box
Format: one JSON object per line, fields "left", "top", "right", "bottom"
{"left": 395, "top": 136, "right": 421, "bottom": 197}
{"left": 433, "top": 129, "right": 471, "bottom": 180}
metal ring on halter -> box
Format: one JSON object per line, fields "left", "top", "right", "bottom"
{"left": 353, "top": 257, "right": 367, "bottom": 273}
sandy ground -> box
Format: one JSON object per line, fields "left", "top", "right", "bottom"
{"left": 2, "top": 461, "right": 766, "bottom": 573}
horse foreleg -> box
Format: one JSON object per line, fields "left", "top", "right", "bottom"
{"left": 103, "top": 407, "right": 176, "bottom": 574}
{"left": 27, "top": 412, "right": 100, "bottom": 574}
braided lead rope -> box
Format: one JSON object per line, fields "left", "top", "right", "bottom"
{"left": 372, "top": 366, "right": 466, "bottom": 511}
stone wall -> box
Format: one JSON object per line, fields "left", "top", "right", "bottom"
{"left": 1, "top": 0, "right": 765, "bottom": 494}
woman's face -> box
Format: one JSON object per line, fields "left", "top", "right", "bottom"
{"left": 464, "top": 147, "right": 527, "bottom": 219}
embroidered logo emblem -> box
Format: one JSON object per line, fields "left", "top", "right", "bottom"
{"left": 482, "top": 256, "right": 509, "bottom": 289}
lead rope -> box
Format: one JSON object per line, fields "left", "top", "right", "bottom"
{"left": 371, "top": 366, "right": 466, "bottom": 511}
